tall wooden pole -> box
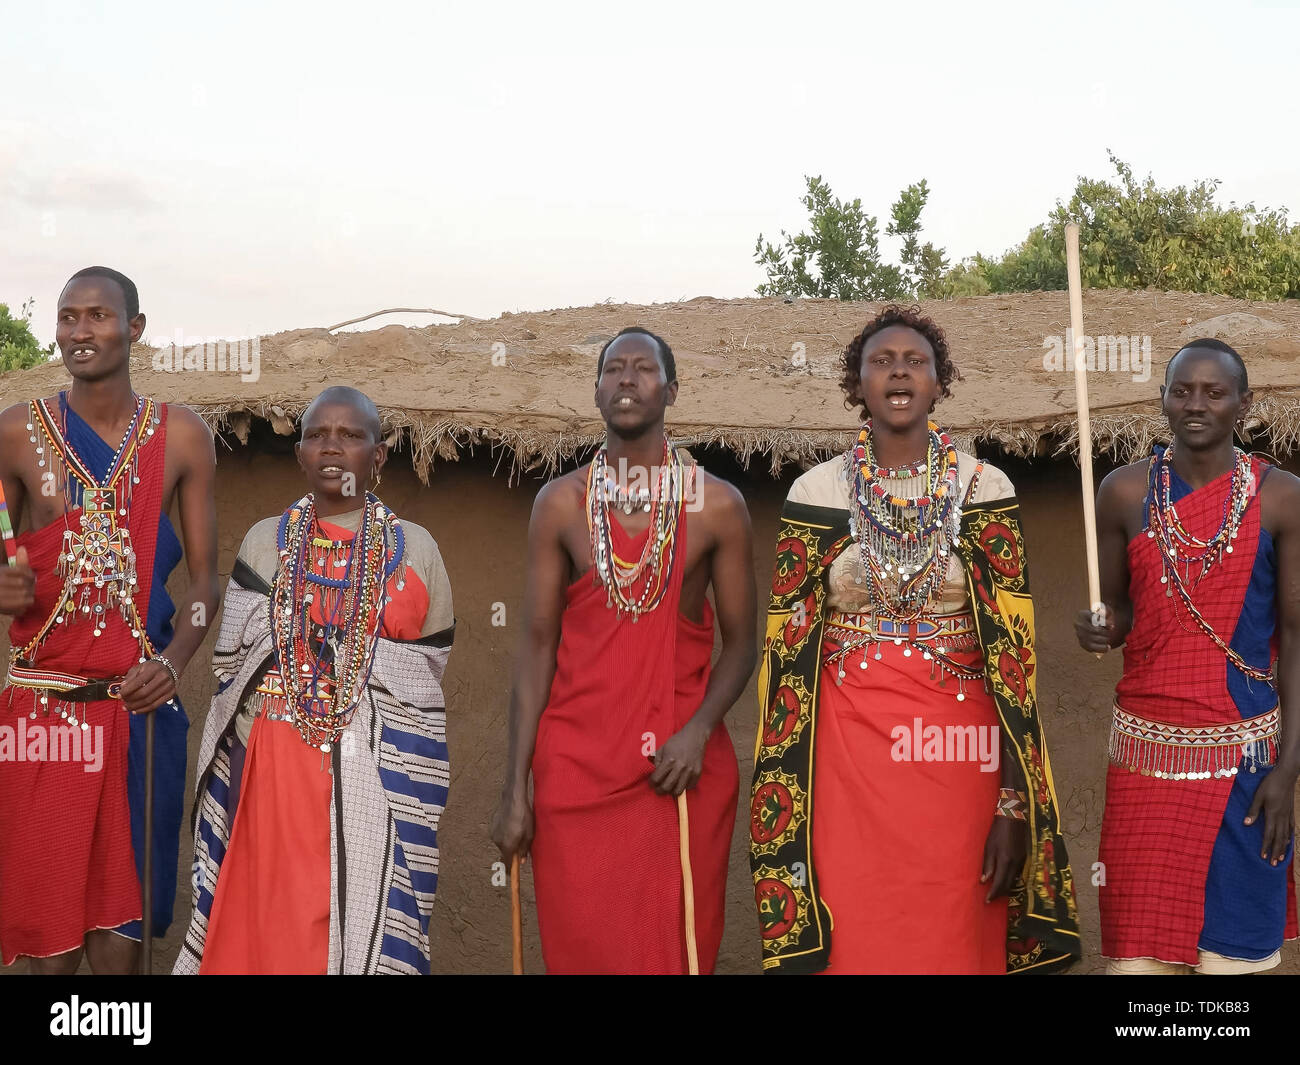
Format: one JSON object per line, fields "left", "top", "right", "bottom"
{"left": 510, "top": 854, "right": 523, "bottom": 975}
{"left": 1066, "top": 222, "right": 1103, "bottom": 622}
{"left": 676, "top": 792, "right": 699, "bottom": 975}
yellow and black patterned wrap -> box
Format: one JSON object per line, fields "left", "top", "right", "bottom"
{"left": 749, "top": 496, "right": 1081, "bottom": 974}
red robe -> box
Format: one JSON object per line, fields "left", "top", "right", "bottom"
{"left": 0, "top": 408, "right": 168, "bottom": 964}
{"left": 1101, "top": 456, "right": 1297, "bottom": 963}
{"left": 530, "top": 510, "right": 738, "bottom": 974}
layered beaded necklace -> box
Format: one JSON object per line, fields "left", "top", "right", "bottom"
{"left": 13, "top": 394, "right": 158, "bottom": 670}
{"left": 271, "top": 493, "right": 406, "bottom": 752}
{"left": 1149, "top": 444, "right": 1253, "bottom": 588}
{"left": 845, "top": 421, "right": 961, "bottom": 621}
{"left": 1147, "top": 445, "right": 1271, "bottom": 683}
{"left": 585, "top": 436, "right": 685, "bottom": 621}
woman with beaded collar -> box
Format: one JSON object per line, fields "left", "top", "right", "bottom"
{"left": 749, "top": 305, "right": 1079, "bottom": 974}
{"left": 174, "top": 387, "right": 456, "bottom": 974}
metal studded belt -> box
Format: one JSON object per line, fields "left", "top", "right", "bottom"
{"left": 1109, "top": 702, "right": 1280, "bottom": 780}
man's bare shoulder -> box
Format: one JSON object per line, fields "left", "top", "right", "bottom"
{"left": 1261, "top": 464, "right": 1300, "bottom": 520}
{"left": 697, "top": 468, "right": 749, "bottom": 524}
{"left": 163, "top": 404, "right": 216, "bottom": 479}
{"left": 165, "top": 403, "right": 215, "bottom": 443}
{"left": 0, "top": 401, "right": 32, "bottom": 438}
{"left": 1098, "top": 459, "right": 1150, "bottom": 503}
{"left": 0, "top": 401, "right": 44, "bottom": 471}
{"left": 532, "top": 466, "right": 588, "bottom": 519}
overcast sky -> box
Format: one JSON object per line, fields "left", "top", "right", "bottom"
{"left": 4, "top": 0, "right": 1297, "bottom": 347}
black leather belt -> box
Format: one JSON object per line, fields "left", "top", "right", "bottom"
{"left": 60, "top": 679, "right": 126, "bottom": 702}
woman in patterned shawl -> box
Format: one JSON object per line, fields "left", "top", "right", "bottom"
{"left": 749, "top": 305, "right": 1079, "bottom": 974}
{"left": 174, "top": 387, "right": 455, "bottom": 975}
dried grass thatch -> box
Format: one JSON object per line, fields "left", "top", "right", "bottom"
{"left": 4, "top": 290, "right": 1298, "bottom": 481}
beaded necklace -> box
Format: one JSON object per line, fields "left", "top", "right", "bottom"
{"left": 585, "top": 436, "right": 685, "bottom": 621}
{"left": 1146, "top": 447, "right": 1271, "bottom": 684}
{"left": 1149, "top": 444, "right": 1252, "bottom": 587}
{"left": 12, "top": 394, "right": 158, "bottom": 672}
{"left": 845, "top": 421, "right": 961, "bottom": 621}
{"left": 271, "top": 493, "right": 406, "bottom": 752}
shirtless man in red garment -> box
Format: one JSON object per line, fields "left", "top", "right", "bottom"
{"left": 492, "top": 326, "right": 755, "bottom": 973}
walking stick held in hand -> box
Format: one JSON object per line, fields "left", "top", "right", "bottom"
{"left": 1065, "top": 222, "right": 1105, "bottom": 646}
{"left": 510, "top": 854, "right": 523, "bottom": 975}
{"left": 141, "top": 710, "right": 155, "bottom": 974}
{"left": 676, "top": 791, "right": 699, "bottom": 975}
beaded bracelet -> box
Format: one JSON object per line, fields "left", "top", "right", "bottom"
{"left": 995, "top": 787, "right": 1028, "bottom": 821}
{"left": 150, "top": 654, "right": 180, "bottom": 692}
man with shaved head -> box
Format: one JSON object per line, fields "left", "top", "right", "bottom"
{"left": 0, "top": 266, "right": 218, "bottom": 973}
{"left": 1077, "top": 340, "right": 1300, "bottom": 974}
{"left": 492, "top": 326, "right": 756, "bottom": 973}
{"left": 174, "top": 386, "right": 457, "bottom": 974}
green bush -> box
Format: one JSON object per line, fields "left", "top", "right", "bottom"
{"left": 755, "top": 155, "right": 1300, "bottom": 302}
{"left": 0, "top": 299, "right": 56, "bottom": 373}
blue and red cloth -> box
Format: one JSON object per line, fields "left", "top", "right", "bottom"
{"left": 1101, "top": 449, "right": 1297, "bottom": 964}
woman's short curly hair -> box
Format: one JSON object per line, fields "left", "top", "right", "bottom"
{"left": 839, "top": 303, "right": 957, "bottom": 419}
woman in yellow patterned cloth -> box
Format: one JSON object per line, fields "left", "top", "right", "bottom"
{"left": 749, "top": 304, "right": 1080, "bottom": 975}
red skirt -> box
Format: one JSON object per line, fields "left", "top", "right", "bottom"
{"left": 0, "top": 694, "right": 139, "bottom": 964}
{"left": 812, "top": 643, "right": 1007, "bottom": 974}
{"left": 531, "top": 581, "right": 738, "bottom": 974}
{"left": 200, "top": 713, "right": 331, "bottom": 974}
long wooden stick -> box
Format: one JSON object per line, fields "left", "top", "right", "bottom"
{"left": 676, "top": 791, "right": 699, "bottom": 975}
{"left": 141, "top": 710, "right": 155, "bottom": 974}
{"left": 510, "top": 854, "right": 523, "bottom": 975}
{"left": 1065, "top": 222, "right": 1103, "bottom": 621}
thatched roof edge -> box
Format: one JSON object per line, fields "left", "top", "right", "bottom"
{"left": 196, "top": 389, "right": 1300, "bottom": 482}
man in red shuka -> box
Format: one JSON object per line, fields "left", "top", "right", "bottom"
{"left": 492, "top": 326, "right": 755, "bottom": 974}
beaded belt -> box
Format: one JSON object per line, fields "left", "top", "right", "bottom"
{"left": 1109, "top": 702, "right": 1280, "bottom": 780}
{"left": 823, "top": 609, "right": 985, "bottom": 696}
{"left": 248, "top": 669, "right": 336, "bottom": 723}
{"left": 824, "top": 610, "right": 977, "bottom": 645}
{"left": 5, "top": 661, "right": 125, "bottom": 702}
{"left": 4, "top": 660, "right": 126, "bottom": 729}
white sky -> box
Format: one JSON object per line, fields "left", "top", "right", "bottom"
{"left": 3, "top": 0, "right": 1298, "bottom": 347}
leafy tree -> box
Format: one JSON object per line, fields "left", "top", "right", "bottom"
{"left": 755, "top": 176, "right": 948, "bottom": 301}
{"left": 961, "top": 152, "right": 1300, "bottom": 300}
{"left": 887, "top": 180, "right": 950, "bottom": 299}
{"left": 0, "top": 299, "right": 56, "bottom": 373}
{"left": 754, "top": 155, "right": 1300, "bottom": 303}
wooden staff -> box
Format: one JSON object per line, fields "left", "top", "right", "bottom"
{"left": 1066, "top": 222, "right": 1104, "bottom": 627}
{"left": 676, "top": 791, "right": 699, "bottom": 975}
{"left": 141, "top": 710, "right": 155, "bottom": 974}
{"left": 510, "top": 854, "right": 523, "bottom": 975}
